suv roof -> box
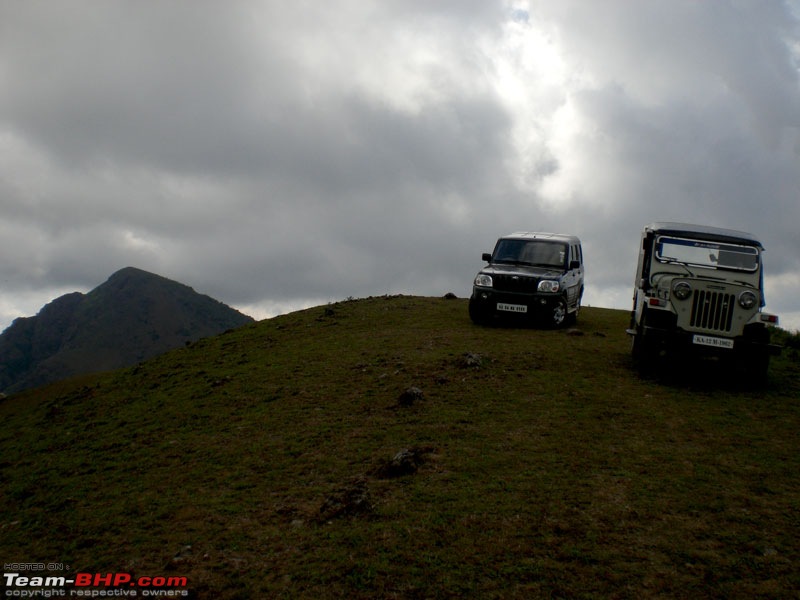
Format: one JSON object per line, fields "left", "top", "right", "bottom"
{"left": 644, "top": 222, "right": 763, "bottom": 249}
{"left": 502, "top": 231, "right": 581, "bottom": 244}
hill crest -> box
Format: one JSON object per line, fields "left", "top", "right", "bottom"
{"left": 1, "top": 296, "right": 797, "bottom": 597}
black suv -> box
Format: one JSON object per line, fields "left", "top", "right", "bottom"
{"left": 469, "top": 232, "right": 584, "bottom": 327}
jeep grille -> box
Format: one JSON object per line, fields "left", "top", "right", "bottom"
{"left": 690, "top": 290, "right": 735, "bottom": 332}
{"left": 492, "top": 274, "right": 539, "bottom": 293}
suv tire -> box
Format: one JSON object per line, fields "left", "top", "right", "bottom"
{"left": 468, "top": 297, "right": 489, "bottom": 326}
{"left": 550, "top": 297, "right": 568, "bottom": 328}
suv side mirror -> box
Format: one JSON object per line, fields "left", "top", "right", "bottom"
{"left": 570, "top": 260, "right": 581, "bottom": 270}
{"left": 482, "top": 253, "right": 492, "bottom": 262}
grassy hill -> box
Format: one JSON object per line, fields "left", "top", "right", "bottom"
{"left": 2, "top": 296, "right": 799, "bottom": 599}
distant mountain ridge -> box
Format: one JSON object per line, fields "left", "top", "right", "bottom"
{"left": 0, "top": 267, "right": 254, "bottom": 394}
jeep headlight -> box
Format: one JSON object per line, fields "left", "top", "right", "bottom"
{"left": 474, "top": 274, "right": 493, "bottom": 288}
{"left": 538, "top": 280, "right": 560, "bottom": 293}
{"left": 672, "top": 281, "right": 692, "bottom": 300}
{"left": 738, "top": 290, "right": 757, "bottom": 309}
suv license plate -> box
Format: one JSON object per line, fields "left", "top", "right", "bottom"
{"left": 693, "top": 335, "right": 734, "bottom": 349}
{"left": 497, "top": 302, "right": 527, "bottom": 314}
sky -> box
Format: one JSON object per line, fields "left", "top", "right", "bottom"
{"left": 2, "top": 0, "right": 800, "bottom": 332}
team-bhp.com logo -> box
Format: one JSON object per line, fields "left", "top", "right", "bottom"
{"left": 3, "top": 571, "right": 189, "bottom": 597}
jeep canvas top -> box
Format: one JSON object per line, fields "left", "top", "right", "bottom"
{"left": 469, "top": 232, "right": 584, "bottom": 328}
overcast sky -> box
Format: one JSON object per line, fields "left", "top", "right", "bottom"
{"left": 2, "top": 0, "right": 800, "bottom": 332}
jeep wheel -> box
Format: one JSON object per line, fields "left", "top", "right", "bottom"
{"left": 631, "top": 333, "right": 650, "bottom": 372}
{"left": 737, "top": 353, "right": 770, "bottom": 388}
{"left": 550, "top": 297, "right": 568, "bottom": 328}
{"left": 631, "top": 332, "right": 646, "bottom": 362}
{"left": 630, "top": 311, "right": 656, "bottom": 371}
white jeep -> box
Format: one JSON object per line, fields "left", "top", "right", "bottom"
{"left": 626, "top": 222, "right": 781, "bottom": 380}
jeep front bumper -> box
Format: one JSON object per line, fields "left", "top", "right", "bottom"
{"left": 626, "top": 324, "right": 782, "bottom": 357}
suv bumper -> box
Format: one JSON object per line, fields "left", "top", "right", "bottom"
{"left": 469, "top": 288, "right": 563, "bottom": 320}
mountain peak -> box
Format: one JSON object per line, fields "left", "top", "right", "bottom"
{"left": 103, "top": 266, "right": 177, "bottom": 288}
{"left": 108, "top": 265, "right": 151, "bottom": 278}
{"left": 0, "top": 269, "right": 254, "bottom": 394}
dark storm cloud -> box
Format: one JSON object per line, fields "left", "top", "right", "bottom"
{"left": 523, "top": 0, "right": 800, "bottom": 321}
{"left": 1, "top": 0, "right": 799, "bottom": 329}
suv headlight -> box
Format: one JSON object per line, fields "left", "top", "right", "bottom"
{"left": 738, "top": 290, "right": 757, "bottom": 309}
{"left": 538, "top": 280, "right": 560, "bottom": 293}
{"left": 672, "top": 281, "right": 692, "bottom": 300}
{"left": 474, "top": 274, "right": 493, "bottom": 287}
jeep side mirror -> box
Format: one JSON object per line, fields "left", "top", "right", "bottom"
{"left": 570, "top": 260, "right": 580, "bottom": 270}
{"left": 482, "top": 253, "right": 492, "bottom": 262}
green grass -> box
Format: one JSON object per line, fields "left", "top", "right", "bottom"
{"left": 2, "top": 296, "right": 799, "bottom": 599}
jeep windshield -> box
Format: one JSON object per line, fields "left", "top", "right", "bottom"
{"left": 492, "top": 239, "right": 567, "bottom": 268}
{"left": 655, "top": 236, "right": 759, "bottom": 272}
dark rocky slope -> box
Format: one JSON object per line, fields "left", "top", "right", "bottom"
{"left": 0, "top": 267, "right": 253, "bottom": 394}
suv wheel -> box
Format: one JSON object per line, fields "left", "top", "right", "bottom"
{"left": 468, "top": 296, "right": 488, "bottom": 325}
{"left": 550, "top": 297, "right": 568, "bottom": 328}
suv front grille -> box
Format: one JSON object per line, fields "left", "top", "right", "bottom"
{"left": 690, "top": 290, "right": 735, "bottom": 332}
{"left": 492, "top": 274, "right": 539, "bottom": 293}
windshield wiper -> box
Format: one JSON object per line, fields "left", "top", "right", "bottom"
{"left": 664, "top": 261, "right": 694, "bottom": 277}
{"left": 733, "top": 280, "right": 756, "bottom": 289}
{"left": 651, "top": 264, "right": 695, "bottom": 285}
{"left": 494, "top": 259, "right": 532, "bottom": 266}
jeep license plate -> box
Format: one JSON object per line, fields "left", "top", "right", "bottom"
{"left": 693, "top": 335, "right": 734, "bottom": 350}
{"left": 497, "top": 303, "right": 527, "bottom": 314}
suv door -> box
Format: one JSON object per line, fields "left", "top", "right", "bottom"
{"left": 564, "top": 244, "right": 583, "bottom": 309}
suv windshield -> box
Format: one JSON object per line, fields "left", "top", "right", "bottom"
{"left": 493, "top": 240, "right": 567, "bottom": 268}
{"left": 655, "top": 236, "right": 759, "bottom": 272}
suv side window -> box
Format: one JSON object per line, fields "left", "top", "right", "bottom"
{"left": 570, "top": 244, "right": 582, "bottom": 268}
